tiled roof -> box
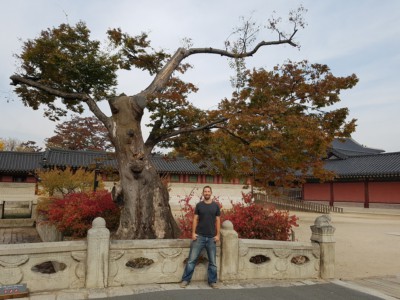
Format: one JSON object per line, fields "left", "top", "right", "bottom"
{"left": 324, "top": 151, "right": 400, "bottom": 178}
{"left": 150, "top": 155, "right": 212, "bottom": 174}
{"left": 1, "top": 143, "right": 400, "bottom": 178}
{"left": 0, "top": 149, "right": 210, "bottom": 175}
{"left": 42, "top": 148, "right": 117, "bottom": 169}
{"left": 0, "top": 151, "right": 43, "bottom": 173}
{"left": 330, "top": 138, "right": 384, "bottom": 158}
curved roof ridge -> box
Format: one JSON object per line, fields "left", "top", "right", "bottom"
{"left": 332, "top": 137, "right": 385, "bottom": 154}
{"left": 345, "top": 150, "right": 400, "bottom": 159}
{"left": 347, "top": 137, "right": 385, "bottom": 152}
{"left": 46, "top": 147, "right": 110, "bottom": 154}
{"left": 0, "top": 151, "right": 43, "bottom": 155}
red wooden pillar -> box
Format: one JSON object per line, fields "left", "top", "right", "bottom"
{"left": 329, "top": 182, "right": 335, "bottom": 207}
{"left": 364, "top": 178, "right": 370, "bottom": 208}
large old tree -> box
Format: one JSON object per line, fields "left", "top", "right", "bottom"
{"left": 10, "top": 8, "right": 357, "bottom": 239}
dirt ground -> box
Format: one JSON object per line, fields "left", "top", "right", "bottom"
{"left": 292, "top": 209, "right": 400, "bottom": 280}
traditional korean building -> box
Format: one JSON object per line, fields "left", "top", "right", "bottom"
{"left": 1, "top": 138, "right": 400, "bottom": 207}
{"left": 0, "top": 148, "right": 249, "bottom": 210}
{"left": 0, "top": 148, "right": 246, "bottom": 185}
{"left": 303, "top": 138, "right": 400, "bottom": 207}
{"left": 0, "top": 151, "right": 42, "bottom": 183}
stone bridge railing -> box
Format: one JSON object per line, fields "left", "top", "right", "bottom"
{"left": 0, "top": 216, "right": 335, "bottom": 293}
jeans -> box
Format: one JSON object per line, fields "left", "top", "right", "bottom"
{"left": 181, "top": 235, "right": 217, "bottom": 284}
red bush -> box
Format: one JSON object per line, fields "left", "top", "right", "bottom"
{"left": 47, "top": 190, "right": 120, "bottom": 237}
{"left": 176, "top": 191, "right": 196, "bottom": 239}
{"left": 223, "top": 192, "right": 298, "bottom": 240}
{"left": 177, "top": 192, "right": 298, "bottom": 241}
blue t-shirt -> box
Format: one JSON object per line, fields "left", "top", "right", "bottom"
{"left": 194, "top": 201, "right": 221, "bottom": 237}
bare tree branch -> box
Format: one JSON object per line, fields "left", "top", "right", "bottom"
{"left": 144, "top": 117, "right": 164, "bottom": 151}
{"left": 144, "top": 117, "right": 228, "bottom": 151}
{"left": 215, "top": 125, "right": 280, "bottom": 155}
{"left": 143, "top": 49, "right": 187, "bottom": 95}
{"left": 85, "top": 97, "right": 112, "bottom": 128}
{"left": 10, "top": 75, "right": 89, "bottom": 100}
{"left": 143, "top": 37, "right": 298, "bottom": 102}
{"left": 214, "top": 125, "right": 251, "bottom": 145}
{"left": 10, "top": 74, "right": 111, "bottom": 128}
{"left": 189, "top": 38, "right": 297, "bottom": 58}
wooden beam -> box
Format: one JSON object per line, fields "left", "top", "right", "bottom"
{"left": 364, "top": 178, "right": 370, "bottom": 208}
{"left": 329, "top": 182, "right": 335, "bottom": 207}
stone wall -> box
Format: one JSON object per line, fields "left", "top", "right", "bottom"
{"left": 0, "top": 216, "right": 335, "bottom": 293}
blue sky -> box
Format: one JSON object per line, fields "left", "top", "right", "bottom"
{"left": 1, "top": 0, "right": 399, "bottom": 152}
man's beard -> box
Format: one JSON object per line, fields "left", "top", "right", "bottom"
{"left": 203, "top": 195, "right": 211, "bottom": 200}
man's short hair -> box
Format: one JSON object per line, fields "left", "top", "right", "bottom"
{"left": 203, "top": 185, "right": 212, "bottom": 193}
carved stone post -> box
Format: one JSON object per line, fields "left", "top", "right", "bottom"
{"left": 220, "top": 220, "right": 239, "bottom": 281}
{"left": 310, "top": 215, "right": 336, "bottom": 279}
{"left": 86, "top": 217, "right": 110, "bottom": 288}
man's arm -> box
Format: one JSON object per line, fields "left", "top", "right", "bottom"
{"left": 214, "top": 216, "right": 221, "bottom": 242}
{"left": 192, "top": 214, "right": 199, "bottom": 240}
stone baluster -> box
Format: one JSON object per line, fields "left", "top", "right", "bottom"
{"left": 310, "top": 214, "right": 336, "bottom": 279}
{"left": 220, "top": 220, "right": 239, "bottom": 280}
{"left": 86, "top": 217, "right": 110, "bottom": 288}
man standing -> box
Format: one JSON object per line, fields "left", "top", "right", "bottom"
{"left": 180, "top": 186, "right": 221, "bottom": 288}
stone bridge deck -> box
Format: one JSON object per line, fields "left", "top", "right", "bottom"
{"left": 0, "top": 227, "right": 41, "bottom": 244}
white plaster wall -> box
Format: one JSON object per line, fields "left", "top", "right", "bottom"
{"left": 168, "top": 183, "right": 251, "bottom": 212}
{"left": 0, "top": 183, "right": 38, "bottom": 202}
{"left": 104, "top": 182, "right": 252, "bottom": 215}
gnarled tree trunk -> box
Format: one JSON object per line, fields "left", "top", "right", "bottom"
{"left": 109, "top": 95, "right": 179, "bottom": 239}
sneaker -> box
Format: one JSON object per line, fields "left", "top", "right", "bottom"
{"left": 180, "top": 281, "right": 189, "bottom": 288}
{"left": 209, "top": 282, "right": 220, "bottom": 289}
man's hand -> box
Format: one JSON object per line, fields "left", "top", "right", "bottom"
{"left": 192, "top": 233, "right": 198, "bottom": 241}
{"left": 214, "top": 234, "right": 220, "bottom": 242}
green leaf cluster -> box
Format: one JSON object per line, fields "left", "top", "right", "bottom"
{"left": 15, "top": 22, "right": 119, "bottom": 120}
